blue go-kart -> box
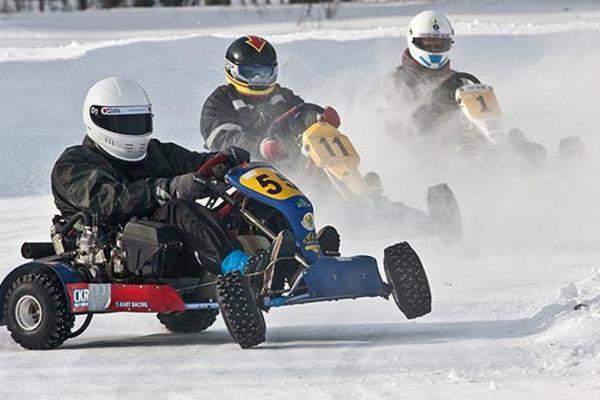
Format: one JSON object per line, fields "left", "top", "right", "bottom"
{"left": 0, "top": 161, "right": 431, "bottom": 349}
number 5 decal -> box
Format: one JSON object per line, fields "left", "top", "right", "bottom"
{"left": 255, "top": 173, "right": 283, "bottom": 195}
{"left": 239, "top": 167, "right": 304, "bottom": 200}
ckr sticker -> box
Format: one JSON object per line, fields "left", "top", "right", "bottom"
{"left": 73, "top": 288, "right": 89, "bottom": 308}
{"left": 301, "top": 212, "right": 315, "bottom": 231}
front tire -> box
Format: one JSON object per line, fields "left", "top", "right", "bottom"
{"left": 157, "top": 309, "right": 218, "bottom": 333}
{"left": 4, "top": 273, "right": 74, "bottom": 350}
{"left": 427, "top": 183, "right": 462, "bottom": 243}
{"left": 384, "top": 242, "right": 431, "bottom": 319}
{"left": 217, "top": 271, "right": 266, "bottom": 349}
{"left": 559, "top": 136, "right": 587, "bottom": 165}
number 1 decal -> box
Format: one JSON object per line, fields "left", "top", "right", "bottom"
{"left": 476, "top": 95, "right": 490, "bottom": 113}
{"left": 332, "top": 137, "right": 350, "bottom": 156}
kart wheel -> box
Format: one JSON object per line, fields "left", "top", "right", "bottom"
{"left": 243, "top": 250, "right": 269, "bottom": 296}
{"left": 4, "top": 273, "right": 74, "bottom": 350}
{"left": 427, "top": 183, "right": 462, "bottom": 243}
{"left": 384, "top": 242, "right": 431, "bottom": 319}
{"left": 157, "top": 309, "right": 218, "bottom": 333}
{"left": 518, "top": 141, "right": 547, "bottom": 168}
{"left": 559, "top": 136, "right": 587, "bottom": 164}
{"left": 217, "top": 271, "right": 266, "bottom": 349}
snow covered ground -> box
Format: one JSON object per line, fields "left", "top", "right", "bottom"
{"left": 1, "top": 1, "right": 600, "bottom": 398}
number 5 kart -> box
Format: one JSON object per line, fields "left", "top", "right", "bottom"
{"left": 0, "top": 156, "right": 432, "bottom": 350}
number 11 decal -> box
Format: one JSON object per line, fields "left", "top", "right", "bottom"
{"left": 319, "top": 136, "right": 350, "bottom": 157}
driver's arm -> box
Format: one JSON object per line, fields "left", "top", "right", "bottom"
{"left": 201, "top": 88, "right": 261, "bottom": 154}
{"left": 51, "top": 150, "right": 167, "bottom": 223}
{"left": 157, "top": 141, "right": 215, "bottom": 174}
{"left": 279, "top": 88, "right": 320, "bottom": 134}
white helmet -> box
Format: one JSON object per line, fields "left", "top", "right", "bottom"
{"left": 83, "top": 77, "right": 153, "bottom": 162}
{"left": 407, "top": 10, "right": 454, "bottom": 69}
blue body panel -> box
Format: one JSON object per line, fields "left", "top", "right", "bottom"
{"left": 50, "top": 262, "right": 86, "bottom": 285}
{"left": 265, "top": 255, "right": 389, "bottom": 307}
{"left": 227, "top": 163, "right": 319, "bottom": 263}
{"left": 303, "top": 256, "right": 387, "bottom": 298}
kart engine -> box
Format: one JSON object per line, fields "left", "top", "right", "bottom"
{"left": 50, "top": 214, "right": 181, "bottom": 282}
{"left": 112, "top": 220, "right": 182, "bottom": 280}
{"left": 74, "top": 223, "right": 109, "bottom": 279}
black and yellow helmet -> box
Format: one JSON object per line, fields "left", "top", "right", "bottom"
{"left": 224, "top": 35, "right": 278, "bottom": 96}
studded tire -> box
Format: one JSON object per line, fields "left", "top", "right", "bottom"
{"left": 427, "top": 183, "right": 462, "bottom": 243}
{"left": 216, "top": 271, "right": 266, "bottom": 349}
{"left": 4, "top": 272, "right": 74, "bottom": 350}
{"left": 559, "top": 136, "right": 587, "bottom": 164}
{"left": 384, "top": 242, "right": 432, "bottom": 319}
{"left": 157, "top": 309, "right": 218, "bottom": 333}
{"left": 243, "top": 250, "right": 269, "bottom": 296}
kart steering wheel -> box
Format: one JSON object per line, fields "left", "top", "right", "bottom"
{"left": 434, "top": 72, "right": 481, "bottom": 103}
{"left": 267, "top": 102, "right": 325, "bottom": 139}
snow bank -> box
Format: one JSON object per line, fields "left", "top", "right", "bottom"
{"left": 533, "top": 269, "right": 600, "bottom": 374}
{"left": 3, "top": 21, "right": 600, "bottom": 63}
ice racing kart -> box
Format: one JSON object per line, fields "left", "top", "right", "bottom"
{"left": 264, "top": 103, "right": 463, "bottom": 243}
{"left": 410, "top": 72, "right": 587, "bottom": 169}
{"left": 0, "top": 156, "right": 432, "bottom": 350}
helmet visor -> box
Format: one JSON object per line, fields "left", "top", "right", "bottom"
{"left": 90, "top": 105, "right": 152, "bottom": 135}
{"left": 236, "top": 64, "right": 277, "bottom": 87}
{"left": 412, "top": 37, "right": 453, "bottom": 53}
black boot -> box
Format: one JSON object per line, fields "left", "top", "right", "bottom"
{"left": 244, "top": 230, "right": 298, "bottom": 293}
{"left": 317, "top": 225, "right": 341, "bottom": 256}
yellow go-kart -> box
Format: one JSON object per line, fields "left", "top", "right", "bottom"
{"left": 436, "top": 73, "right": 586, "bottom": 169}
{"left": 268, "top": 103, "right": 463, "bottom": 242}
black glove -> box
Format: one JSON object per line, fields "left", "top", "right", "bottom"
{"left": 225, "top": 146, "right": 250, "bottom": 167}
{"left": 156, "top": 173, "right": 212, "bottom": 204}
{"left": 170, "top": 172, "right": 212, "bottom": 200}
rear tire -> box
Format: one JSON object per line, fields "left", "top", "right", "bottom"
{"left": 217, "top": 271, "right": 266, "bottom": 349}
{"left": 559, "top": 136, "right": 586, "bottom": 164}
{"left": 4, "top": 273, "right": 74, "bottom": 350}
{"left": 157, "top": 309, "right": 218, "bottom": 333}
{"left": 384, "top": 242, "right": 431, "bottom": 319}
{"left": 427, "top": 183, "right": 462, "bottom": 243}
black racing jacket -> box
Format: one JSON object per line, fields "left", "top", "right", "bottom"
{"left": 200, "top": 84, "right": 320, "bottom": 157}
{"left": 51, "top": 137, "right": 211, "bottom": 225}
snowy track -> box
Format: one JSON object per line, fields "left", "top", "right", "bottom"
{"left": 1, "top": 1, "right": 600, "bottom": 398}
